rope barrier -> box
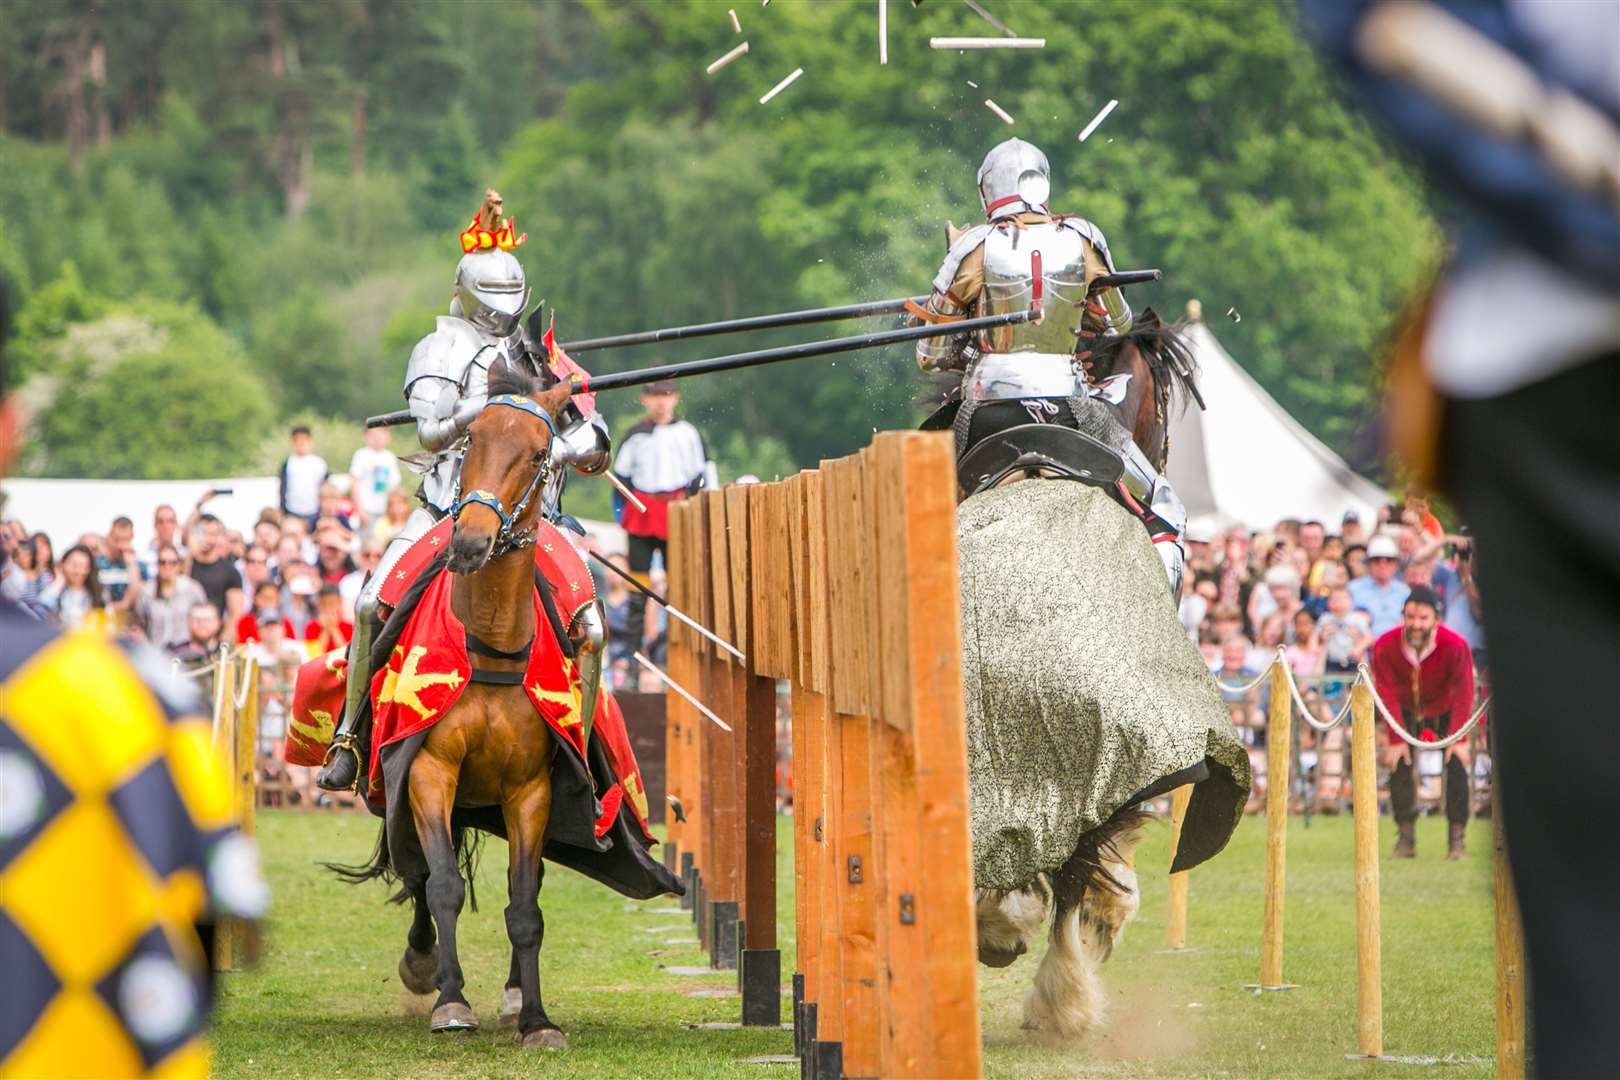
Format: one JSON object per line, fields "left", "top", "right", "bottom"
{"left": 1357, "top": 660, "right": 1492, "bottom": 751}
{"left": 1218, "top": 649, "right": 1490, "bottom": 742}
{"left": 233, "top": 652, "right": 258, "bottom": 710}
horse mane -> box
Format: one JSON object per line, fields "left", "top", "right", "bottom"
{"left": 1088, "top": 307, "right": 1201, "bottom": 414}
{"left": 485, "top": 355, "right": 546, "bottom": 400}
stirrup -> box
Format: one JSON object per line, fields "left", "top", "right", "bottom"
{"left": 319, "top": 733, "right": 363, "bottom": 795}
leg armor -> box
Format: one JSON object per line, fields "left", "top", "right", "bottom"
{"left": 317, "top": 506, "right": 441, "bottom": 792}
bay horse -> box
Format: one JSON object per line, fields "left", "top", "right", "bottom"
{"left": 959, "top": 308, "right": 1206, "bottom": 1038}
{"left": 339, "top": 360, "right": 582, "bottom": 1050}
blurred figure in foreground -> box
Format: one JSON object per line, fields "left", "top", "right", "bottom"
{"left": 0, "top": 279, "right": 268, "bottom": 1077}
{"left": 1308, "top": 3, "right": 1619, "bottom": 1073}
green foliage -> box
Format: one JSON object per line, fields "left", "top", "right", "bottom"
{"left": 25, "top": 301, "right": 275, "bottom": 479}
{"left": 2, "top": 0, "right": 1442, "bottom": 484}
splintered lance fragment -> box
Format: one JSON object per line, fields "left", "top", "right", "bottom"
{"left": 1078, "top": 98, "right": 1119, "bottom": 141}
{"left": 706, "top": 41, "right": 749, "bottom": 75}
{"left": 729, "top": 8, "right": 741, "bottom": 33}
{"left": 879, "top": 0, "right": 888, "bottom": 65}
{"left": 963, "top": 0, "right": 1018, "bottom": 38}
{"left": 930, "top": 36, "right": 1045, "bottom": 49}
{"left": 1226, "top": 307, "right": 1242, "bottom": 323}
{"left": 985, "top": 99, "right": 1015, "bottom": 125}
{"left": 759, "top": 67, "right": 804, "bottom": 105}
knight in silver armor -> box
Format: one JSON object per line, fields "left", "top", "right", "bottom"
{"left": 911, "top": 137, "right": 1186, "bottom": 598}
{"left": 317, "top": 240, "right": 612, "bottom": 792}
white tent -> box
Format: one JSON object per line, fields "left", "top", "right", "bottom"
{"left": 1166, "top": 320, "right": 1388, "bottom": 533}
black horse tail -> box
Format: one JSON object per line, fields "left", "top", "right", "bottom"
{"left": 1050, "top": 805, "right": 1155, "bottom": 911}
{"left": 323, "top": 820, "right": 486, "bottom": 912}
{"left": 324, "top": 822, "right": 407, "bottom": 902}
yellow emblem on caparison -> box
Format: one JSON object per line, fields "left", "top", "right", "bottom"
{"left": 376, "top": 646, "right": 465, "bottom": 722}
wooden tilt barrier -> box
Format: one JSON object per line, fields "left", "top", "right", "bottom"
{"left": 662, "top": 430, "right": 983, "bottom": 1079}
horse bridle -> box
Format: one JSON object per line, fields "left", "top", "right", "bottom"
{"left": 449, "top": 394, "right": 557, "bottom": 557}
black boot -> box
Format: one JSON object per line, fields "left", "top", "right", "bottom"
{"left": 316, "top": 736, "right": 361, "bottom": 792}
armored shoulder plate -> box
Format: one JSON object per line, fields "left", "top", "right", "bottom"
{"left": 403, "top": 316, "right": 494, "bottom": 395}
{"left": 931, "top": 223, "right": 996, "bottom": 295}
{"left": 1061, "top": 217, "right": 1115, "bottom": 272}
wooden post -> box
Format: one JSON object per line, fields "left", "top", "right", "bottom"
{"left": 1494, "top": 796, "right": 1526, "bottom": 1079}
{"left": 1165, "top": 783, "right": 1193, "bottom": 949}
{"left": 900, "top": 433, "right": 982, "bottom": 1079}
{"left": 1258, "top": 660, "right": 1293, "bottom": 989}
{"left": 213, "top": 650, "right": 239, "bottom": 973}
{"left": 1350, "top": 679, "right": 1383, "bottom": 1057}
{"left": 823, "top": 453, "right": 882, "bottom": 1077}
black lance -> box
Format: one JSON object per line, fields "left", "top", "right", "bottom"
{"left": 365, "top": 306, "right": 1037, "bottom": 427}
{"left": 362, "top": 270, "right": 1161, "bottom": 427}
{"left": 558, "top": 295, "right": 927, "bottom": 353}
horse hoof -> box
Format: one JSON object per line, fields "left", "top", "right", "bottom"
{"left": 399, "top": 948, "right": 437, "bottom": 995}
{"left": 520, "top": 1027, "right": 568, "bottom": 1051}
{"left": 498, "top": 986, "right": 522, "bottom": 1027}
{"left": 430, "top": 1002, "right": 479, "bottom": 1032}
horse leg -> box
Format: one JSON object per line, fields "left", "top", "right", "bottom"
{"left": 398, "top": 879, "right": 438, "bottom": 996}
{"left": 408, "top": 754, "right": 477, "bottom": 1032}
{"left": 503, "top": 775, "right": 563, "bottom": 1049}
{"left": 1023, "top": 889, "right": 1104, "bottom": 1038}
{"left": 499, "top": 947, "right": 522, "bottom": 1027}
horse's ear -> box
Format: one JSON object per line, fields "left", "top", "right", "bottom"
{"left": 537, "top": 380, "right": 573, "bottom": 420}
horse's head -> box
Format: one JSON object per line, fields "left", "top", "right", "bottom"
{"left": 448, "top": 358, "right": 572, "bottom": 575}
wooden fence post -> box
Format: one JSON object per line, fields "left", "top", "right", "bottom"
{"left": 1257, "top": 660, "right": 1294, "bottom": 990}
{"left": 213, "top": 650, "right": 239, "bottom": 972}
{"left": 704, "top": 488, "right": 741, "bottom": 968}
{"left": 1165, "top": 783, "right": 1193, "bottom": 950}
{"left": 1494, "top": 793, "right": 1526, "bottom": 1079}
{"left": 1349, "top": 679, "right": 1383, "bottom": 1058}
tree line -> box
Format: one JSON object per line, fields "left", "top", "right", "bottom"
{"left": 0, "top": 0, "right": 1439, "bottom": 491}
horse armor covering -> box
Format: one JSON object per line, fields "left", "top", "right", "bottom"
{"left": 957, "top": 480, "right": 1249, "bottom": 889}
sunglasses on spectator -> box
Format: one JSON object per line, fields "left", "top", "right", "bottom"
{"left": 246, "top": 555, "right": 268, "bottom": 564}
{"left": 158, "top": 557, "right": 181, "bottom": 566}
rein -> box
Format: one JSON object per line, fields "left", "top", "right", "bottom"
{"left": 450, "top": 394, "right": 557, "bottom": 557}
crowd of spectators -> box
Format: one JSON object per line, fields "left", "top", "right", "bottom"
{"left": 1181, "top": 494, "right": 1489, "bottom": 815}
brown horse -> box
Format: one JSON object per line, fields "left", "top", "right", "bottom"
{"left": 383, "top": 362, "right": 579, "bottom": 1049}
{"left": 1084, "top": 305, "right": 1202, "bottom": 473}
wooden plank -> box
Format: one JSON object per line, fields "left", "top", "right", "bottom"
{"left": 748, "top": 483, "right": 787, "bottom": 679}
{"left": 742, "top": 669, "right": 776, "bottom": 951}
{"left": 664, "top": 506, "right": 687, "bottom": 855}
{"left": 874, "top": 434, "right": 913, "bottom": 730}
{"left": 824, "top": 456, "right": 868, "bottom": 716}
{"left": 705, "top": 489, "right": 733, "bottom": 660}
{"left": 899, "top": 431, "right": 982, "bottom": 1078}
{"left": 835, "top": 707, "right": 881, "bottom": 1078}
{"left": 814, "top": 690, "right": 846, "bottom": 1053}
{"left": 858, "top": 446, "right": 885, "bottom": 725}
{"left": 804, "top": 470, "right": 831, "bottom": 695}
{"left": 791, "top": 679, "right": 818, "bottom": 1004}
{"left": 870, "top": 435, "right": 931, "bottom": 1076}
{"left": 725, "top": 485, "right": 752, "bottom": 665}
{"left": 786, "top": 474, "right": 810, "bottom": 686}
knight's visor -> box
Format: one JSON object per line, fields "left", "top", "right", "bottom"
{"left": 475, "top": 279, "right": 526, "bottom": 292}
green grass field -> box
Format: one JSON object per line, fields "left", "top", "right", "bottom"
{"left": 214, "top": 810, "right": 1498, "bottom": 1079}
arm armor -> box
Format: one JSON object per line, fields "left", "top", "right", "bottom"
{"left": 552, "top": 410, "right": 612, "bottom": 475}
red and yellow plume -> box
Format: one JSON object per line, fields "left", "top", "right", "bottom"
{"left": 459, "top": 188, "right": 527, "bottom": 253}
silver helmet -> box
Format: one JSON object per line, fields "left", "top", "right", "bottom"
{"left": 453, "top": 248, "right": 530, "bottom": 336}
{"left": 976, "top": 138, "right": 1051, "bottom": 222}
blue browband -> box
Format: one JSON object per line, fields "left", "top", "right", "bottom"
{"left": 485, "top": 393, "right": 558, "bottom": 437}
